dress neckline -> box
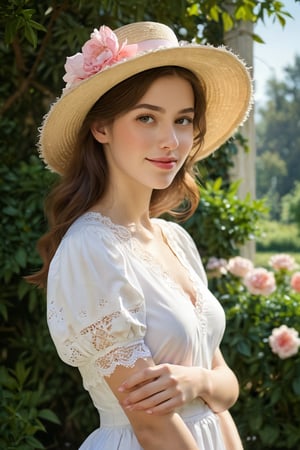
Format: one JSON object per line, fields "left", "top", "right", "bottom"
{"left": 80, "top": 211, "right": 207, "bottom": 333}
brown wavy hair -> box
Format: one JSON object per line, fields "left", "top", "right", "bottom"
{"left": 27, "top": 66, "right": 207, "bottom": 288}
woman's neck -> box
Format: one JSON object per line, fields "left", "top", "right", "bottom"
{"left": 90, "top": 186, "right": 154, "bottom": 231}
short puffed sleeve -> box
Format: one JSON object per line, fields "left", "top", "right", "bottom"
{"left": 47, "top": 223, "right": 152, "bottom": 377}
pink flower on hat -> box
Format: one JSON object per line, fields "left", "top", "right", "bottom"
{"left": 244, "top": 267, "right": 276, "bottom": 296}
{"left": 63, "top": 26, "right": 137, "bottom": 89}
{"left": 227, "top": 256, "right": 253, "bottom": 278}
{"left": 269, "top": 253, "right": 296, "bottom": 272}
{"left": 291, "top": 271, "right": 300, "bottom": 293}
{"left": 269, "top": 325, "right": 300, "bottom": 359}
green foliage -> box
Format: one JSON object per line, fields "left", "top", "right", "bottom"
{"left": 281, "top": 181, "right": 300, "bottom": 233}
{"left": 0, "top": 158, "right": 98, "bottom": 449}
{"left": 256, "top": 55, "right": 300, "bottom": 220}
{"left": 0, "top": 0, "right": 46, "bottom": 47}
{"left": 0, "top": 156, "right": 55, "bottom": 284}
{"left": 209, "top": 258, "right": 300, "bottom": 449}
{"left": 0, "top": 362, "right": 59, "bottom": 449}
{"left": 256, "top": 220, "right": 300, "bottom": 253}
{"left": 184, "top": 177, "right": 266, "bottom": 260}
{"left": 186, "top": 0, "right": 291, "bottom": 42}
{"left": 200, "top": 132, "right": 249, "bottom": 187}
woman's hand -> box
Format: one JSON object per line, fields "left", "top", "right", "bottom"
{"left": 118, "top": 363, "right": 202, "bottom": 415}
{"left": 118, "top": 348, "right": 240, "bottom": 415}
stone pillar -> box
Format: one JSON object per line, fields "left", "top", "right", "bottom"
{"left": 225, "top": 22, "right": 256, "bottom": 260}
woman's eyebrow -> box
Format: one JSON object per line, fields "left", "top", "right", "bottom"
{"left": 131, "top": 103, "right": 195, "bottom": 114}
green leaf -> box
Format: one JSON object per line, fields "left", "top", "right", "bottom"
{"left": 38, "top": 409, "right": 61, "bottom": 424}
{"left": 15, "top": 247, "right": 27, "bottom": 268}
{"left": 13, "top": 361, "right": 31, "bottom": 389}
{"left": 187, "top": 3, "right": 199, "bottom": 17}
{"left": 237, "top": 340, "right": 251, "bottom": 357}
{"left": 21, "top": 9, "right": 35, "bottom": 20}
{"left": 235, "top": 6, "right": 247, "bottom": 21}
{"left": 25, "top": 435, "right": 44, "bottom": 449}
{"left": 222, "top": 12, "right": 233, "bottom": 32}
{"left": 28, "top": 19, "right": 46, "bottom": 32}
{"left": 209, "top": 5, "right": 220, "bottom": 22}
{"left": 24, "top": 23, "right": 37, "bottom": 48}
{"left": 251, "top": 32, "right": 265, "bottom": 44}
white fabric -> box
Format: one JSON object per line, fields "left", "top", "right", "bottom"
{"left": 47, "top": 212, "right": 226, "bottom": 450}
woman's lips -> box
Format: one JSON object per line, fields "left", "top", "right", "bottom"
{"left": 146, "top": 157, "right": 177, "bottom": 170}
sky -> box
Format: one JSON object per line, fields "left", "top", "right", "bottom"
{"left": 254, "top": 0, "right": 300, "bottom": 106}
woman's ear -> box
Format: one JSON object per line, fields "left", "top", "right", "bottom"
{"left": 90, "top": 121, "right": 110, "bottom": 144}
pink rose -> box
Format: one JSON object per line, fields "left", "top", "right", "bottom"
{"left": 269, "top": 253, "right": 296, "bottom": 271}
{"left": 63, "top": 53, "right": 86, "bottom": 88}
{"left": 269, "top": 325, "right": 300, "bottom": 359}
{"left": 227, "top": 256, "right": 253, "bottom": 278}
{"left": 63, "top": 25, "right": 138, "bottom": 89}
{"left": 82, "top": 26, "right": 121, "bottom": 76}
{"left": 291, "top": 272, "right": 300, "bottom": 293}
{"left": 244, "top": 267, "right": 276, "bottom": 296}
{"left": 206, "top": 257, "right": 227, "bottom": 278}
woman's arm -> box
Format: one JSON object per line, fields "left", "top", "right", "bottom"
{"left": 105, "top": 357, "right": 199, "bottom": 450}
{"left": 118, "top": 347, "right": 239, "bottom": 414}
{"left": 217, "top": 410, "right": 244, "bottom": 450}
{"left": 199, "top": 347, "right": 240, "bottom": 413}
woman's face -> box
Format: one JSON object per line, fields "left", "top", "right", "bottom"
{"left": 92, "top": 75, "right": 195, "bottom": 193}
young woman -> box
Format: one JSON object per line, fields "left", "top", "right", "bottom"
{"left": 29, "top": 21, "right": 252, "bottom": 450}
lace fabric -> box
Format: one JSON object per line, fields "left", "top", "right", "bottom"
{"left": 95, "top": 341, "right": 152, "bottom": 377}
{"left": 48, "top": 293, "right": 147, "bottom": 371}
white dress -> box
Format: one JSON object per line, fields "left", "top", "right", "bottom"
{"left": 47, "top": 212, "right": 226, "bottom": 450}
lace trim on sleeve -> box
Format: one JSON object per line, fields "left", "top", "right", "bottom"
{"left": 79, "top": 303, "right": 143, "bottom": 351}
{"left": 95, "top": 341, "right": 152, "bottom": 377}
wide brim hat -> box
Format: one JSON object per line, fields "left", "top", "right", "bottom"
{"left": 39, "top": 21, "right": 253, "bottom": 174}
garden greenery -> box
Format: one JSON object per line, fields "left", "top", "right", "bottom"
{"left": 207, "top": 254, "right": 300, "bottom": 449}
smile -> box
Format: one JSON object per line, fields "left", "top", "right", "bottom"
{"left": 146, "top": 158, "right": 178, "bottom": 170}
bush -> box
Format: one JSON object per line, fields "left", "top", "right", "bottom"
{"left": 256, "top": 220, "right": 300, "bottom": 253}
{"left": 207, "top": 254, "right": 300, "bottom": 449}
{"left": 281, "top": 181, "right": 300, "bottom": 233}
{"left": 0, "top": 362, "right": 59, "bottom": 450}
{"left": 0, "top": 157, "right": 98, "bottom": 449}
{"left": 184, "top": 178, "right": 266, "bottom": 260}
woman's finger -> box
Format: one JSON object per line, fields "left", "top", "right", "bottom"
{"left": 124, "top": 388, "right": 173, "bottom": 411}
{"left": 119, "top": 365, "right": 162, "bottom": 392}
{"left": 122, "top": 376, "right": 168, "bottom": 406}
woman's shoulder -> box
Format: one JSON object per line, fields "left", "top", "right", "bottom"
{"left": 51, "top": 212, "right": 131, "bottom": 275}
{"left": 65, "top": 211, "right": 131, "bottom": 241}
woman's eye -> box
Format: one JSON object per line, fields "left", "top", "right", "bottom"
{"left": 137, "top": 115, "right": 154, "bottom": 123}
{"left": 176, "top": 117, "right": 193, "bottom": 125}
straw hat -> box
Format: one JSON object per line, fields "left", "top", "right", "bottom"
{"left": 39, "top": 21, "right": 252, "bottom": 174}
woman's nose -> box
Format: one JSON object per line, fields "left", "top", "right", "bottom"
{"left": 159, "top": 124, "right": 179, "bottom": 150}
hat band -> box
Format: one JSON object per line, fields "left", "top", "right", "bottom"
{"left": 132, "top": 38, "right": 177, "bottom": 52}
